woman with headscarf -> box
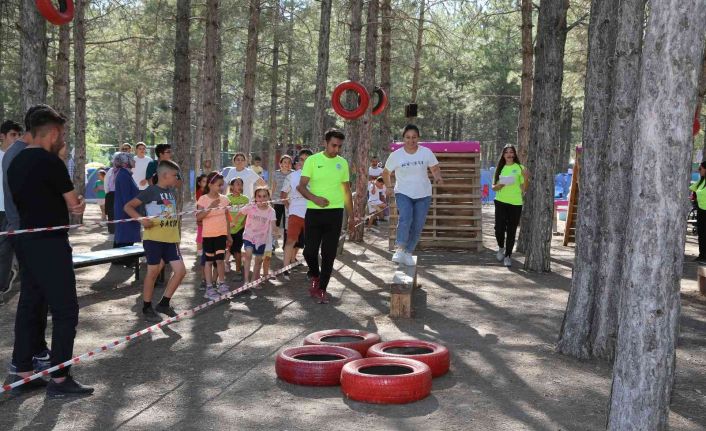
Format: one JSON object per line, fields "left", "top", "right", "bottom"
{"left": 111, "top": 152, "right": 141, "bottom": 256}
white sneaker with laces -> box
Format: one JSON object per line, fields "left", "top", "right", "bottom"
{"left": 503, "top": 257, "right": 512, "bottom": 267}
{"left": 392, "top": 249, "right": 405, "bottom": 263}
{"left": 402, "top": 252, "right": 416, "bottom": 266}
{"left": 496, "top": 248, "right": 505, "bottom": 262}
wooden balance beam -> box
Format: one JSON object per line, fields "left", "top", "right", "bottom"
{"left": 389, "top": 256, "right": 418, "bottom": 318}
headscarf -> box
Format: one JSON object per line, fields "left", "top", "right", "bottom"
{"left": 107, "top": 152, "right": 134, "bottom": 191}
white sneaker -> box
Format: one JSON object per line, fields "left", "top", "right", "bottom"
{"left": 392, "top": 249, "right": 405, "bottom": 263}
{"left": 496, "top": 248, "right": 505, "bottom": 262}
{"left": 217, "top": 282, "right": 230, "bottom": 294}
{"left": 503, "top": 257, "right": 512, "bottom": 267}
{"left": 204, "top": 288, "right": 220, "bottom": 300}
{"left": 402, "top": 252, "right": 416, "bottom": 266}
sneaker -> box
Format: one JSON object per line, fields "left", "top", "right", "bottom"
{"left": 204, "top": 288, "right": 220, "bottom": 301}
{"left": 217, "top": 282, "right": 230, "bottom": 295}
{"left": 46, "top": 375, "right": 94, "bottom": 398}
{"left": 496, "top": 248, "right": 505, "bottom": 262}
{"left": 3, "top": 373, "right": 47, "bottom": 396}
{"left": 154, "top": 304, "right": 177, "bottom": 317}
{"left": 143, "top": 307, "right": 162, "bottom": 323}
{"left": 309, "top": 276, "right": 320, "bottom": 297}
{"left": 503, "top": 257, "right": 512, "bottom": 267}
{"left": 199, "top": 279, "right": 207, "bottom": 290}
{"left": 316, "top": 289, "right": 329, "bottom": 304}
{"left": 32, "top": 349, "right": 51, "bottom": 372}
{"left": 282, "top": 271, "right": 290, "bottom": 281}
{"left": 402, "top": 252, "right": 416, "bottom": 266}
{"left": 392, "top": 249, "right": 405, "bottom": 263}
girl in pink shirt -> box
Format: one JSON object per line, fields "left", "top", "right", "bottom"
{"left": 196, "top": 172, "right": 232, "bottom": 300}
{"left": 235, "top": 186, "right": 278, "bottom": 286}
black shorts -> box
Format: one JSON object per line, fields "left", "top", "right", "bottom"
{"left": 274, "top": 204, "right": 286, "bottom": 228}
{"left": 229, "top": 229, "right": 244, "bottom": 254}
{"left": 203, "top": 235, "right": 227, "bottom": 261}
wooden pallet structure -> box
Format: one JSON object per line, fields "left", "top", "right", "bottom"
{"left": 563, "top": 146, "right": 582, "bottom": 246}
{"left": 388, "top": 141, "right": 483, "bottom": 252}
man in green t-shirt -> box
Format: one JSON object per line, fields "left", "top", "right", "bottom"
{"left": 297, "top": 129, "right": 354, "bottom": 304}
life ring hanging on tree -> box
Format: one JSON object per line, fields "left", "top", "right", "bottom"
{"left": 36, "top": 0, "right": 74, "bottom": 26}
{"left": 371, "top": 87, "right": 388, "bottom": 116}
{"left": 331, "top": 81, "right": 370, "bottom": 120}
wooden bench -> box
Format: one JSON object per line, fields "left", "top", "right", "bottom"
{"left": 73, "top": 245, "right": 145, "bottom": 280}
{"left": 389, "top": 256, "right": 418, "bottom": 318}
{"left": 698, "top": 265, "right": 706, "bottom": 296}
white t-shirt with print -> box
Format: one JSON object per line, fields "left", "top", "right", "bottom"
{"left": 384, "top": 146, "right": 439, "bottom": 199}
{"left": 281, "top": 170, "right": 307, "bottom": 218}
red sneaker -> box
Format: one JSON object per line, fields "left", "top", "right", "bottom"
{"left": 309, "top": 276, "right": 320, "bottom": 297}
{"left": 316, "top": 289, "right": 329, "bottom": 304}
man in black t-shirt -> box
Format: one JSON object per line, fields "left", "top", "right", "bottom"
{"left": 4, "top": 106, "right": 93, "bottom": 397}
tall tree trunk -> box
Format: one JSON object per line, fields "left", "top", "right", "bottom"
{"left": 172, "top": 0, "right": 192, "bottom": 206}
{"left": 520, "top": 0, "right": 568, "bottom": 272}
{"left": 73, "top": 0, "right": 86, "bottom": 199}
{"left": 268, "top": 0, "right": 281, "bottom": 180}
{"left": 379, "top": 0, "right": 392, "bottom": 154}
{"left": 133, "top": 89, "right": 143, "bottom": 143}
{"left": 215, "top": 12, "right": 224, "bottom": 169}
{"left": 557, "top": 97, "right": 572, "bottom": 173}
{"left": 607, "top": 2, "right": 706, "bottom": 428}
{"left": 409, "top": 0, "right": 425, "bottom": 106}
{"left": 239, "top": 0, "right": 261, "bottom": 157}
{"left": 282, "top": 0, "right": 294, "bottom": 151}
{"left": 516, "top": 0, "right": 533, "bottom": 163}
{"left": 697, "top": 45, "right": 706, "bottom": 161}
{"left": 350, "top": 0, "right": 378, "bottom": 242}
{"left": 343, "top": 0, "right": 363, "bottom": 163}
{"left": 54, "top": 24, "right": 71, "bottom": 155}
{"left": 495, "top": 83, "right": 510, "bottom": 155}
{"left": 311, "top": 0, "right": 333, "bottom": 147}
{"left": 140, "top": 98, "right": 148, "bottom": 142}
{"left": 20, "top": 0, "right": 48, "bottom": 111}
{"left": 202, "top": 0, "right": 219, "bottom": 172}
{"left": 117, "top": 92, "right": 125, "bottom": 145}
{"left": 194, "top": 48, "right": 205, "bottom": 173}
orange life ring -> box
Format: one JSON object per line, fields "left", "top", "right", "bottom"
{"left": 371, "top": 87, "right": 388, "bottom": 116}
{"left": 36, "top": 0, "right": 74, "bottom": 26}
{"left": 331, "top": 81, "right": 370, "bottom": 120}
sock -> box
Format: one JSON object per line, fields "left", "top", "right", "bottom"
{"left": 159, "top": 296, "right": 171, "bottom": 307}
{"left": 142, "top": 301, "right": 152, "bottom": 312}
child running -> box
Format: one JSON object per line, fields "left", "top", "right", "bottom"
{"left": 235, "top": 186, "right": 278, "bottom": 287}
{"left": 196, "top": 171, "right": 232, "bottom": 300}
{"left": 123, "top": 160, "right": 186, "bottom": 322}
{"left": 95, "top": 170, "right": 107, "bottom": 221}
{"left": 227, "top": 178, "right": 249, "bottom": 279}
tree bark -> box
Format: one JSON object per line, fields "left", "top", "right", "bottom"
{"left": 516, "top": 0, "right": 533, "bottom": 163}
{"left": 19, "top": 0, "right": 48, "bottom": 111}
{"left": 350, "top": 0, "right": 378, "bottom": 242}
{"left": 202, "top": 0, "right": 219, "bottom": 172}
{"left": 172, "top": 0, "right": 192, "bottom": 207}
{"left": 410, "top": 0, "right": 425, "bottom": 106}
{"left": 697, "top": 44, "right": 706, "bottom": 161}
{"left": 133, "top": 89, "right": 143, "bottom": 143}
{"left": 267, "top": 0, "right": 281, "bottom": 180}
{"left": 557, "top": 97, "right": 572, "bottom": 173}
{"left": 54, "top": 24, "right": 71, "bottom": 153}
{"left": 239, "top": 0, "right": 261, "bottom": 157}
{"left": 282, "top": 0, "right": 294, "bottom": 151}
{"left": 379, "top": 0, "right": 392, "bottom": 154}
{"left": 117, "top": 92, "right": 125, "bottom": 145}
{"left": 311, "top": 0, "right": 333, "bottom": 147}
{"left": 194, "top": 48, "right": 205, "bottom": 173}
{"left": 73, "top": 0, "right": 86, "bottom": 198}
{"left": 343, "top": 0, "right": 363, "bottom": 163}
{"left": 520, "top": 0, "right": 568, "bottom": 272}
{"left": 607, "top": 2, "right": 706, "bottom": 428}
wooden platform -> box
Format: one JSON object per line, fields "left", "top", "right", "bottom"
{"left": 389, "top": 256, "right": 418, "bottom": 318}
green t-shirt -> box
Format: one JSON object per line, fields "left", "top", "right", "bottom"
{"left": 228, "top": 194, "right": 249, "bottom": 233}
{"left": 690, "top": 181, "right": 706, "bottom": 210}
{"left": 301, "top": 152, "right": 350, "bottom": 209}
{"left": 494, "top": 163, "right": 525, "bottom": 206}
{"left": 95, "top": 180, "right": 106, "bottom": 199}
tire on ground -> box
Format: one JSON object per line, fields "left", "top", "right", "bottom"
{"left": 275, "top": 345, "right": 361, "bottom": 386}
{"left": 303, "top": 329, "right": 381, "bottom": 356}
{"left": 366, "top": 339, "right": 450, "bottom": 377}
{"left": 340, "top": 357, "right": 432, "bottom": 404}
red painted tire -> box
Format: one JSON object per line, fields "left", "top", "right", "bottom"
{"left": 366, "top": 340, "right": 450, "bottom": 377}
{"left": 36, "top": 0, "right": 74, "bottom": 26}
{"left": 371, "top": 87, "right": 388, "bottom": 116}
{"left": 340, "top": 357, "right": 432, "bottom": 404}
{"left": 275, "top": 345, "right": 362, "bottom": 386}
{"left": 303, "top": 329, "right": 381, "bottom": 356}
{"left": 331, "top": 81, "right": 370, "bottom": 120}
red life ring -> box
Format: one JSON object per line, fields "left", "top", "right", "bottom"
{"left": 371, "top": 87, "right": 388, "bottom": 116}
{"left": 331, "top": 81, "right": 370, "bottom": 120}
{"left": 36, "top": 0, "right": 74, "bottom": 26}
{"left": 340, "top": 357, "right": 432, "bottom": 404}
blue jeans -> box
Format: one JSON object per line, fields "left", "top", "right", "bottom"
{"left": 395, "top": 193, "right": 431, "bottom": 253}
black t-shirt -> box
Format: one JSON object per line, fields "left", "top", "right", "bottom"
{"left": 8, "top": 147, "right": 74, "bottom": 232}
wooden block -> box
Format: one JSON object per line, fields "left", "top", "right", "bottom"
{"left": 390, "top": 272, "right": 414, "bottom": 318}
{"left": 698, "top": 265, "right": 706, "bottom": 296}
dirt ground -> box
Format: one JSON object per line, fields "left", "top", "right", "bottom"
{"left": 0, "top": 203, "right": 704, "bottom": 431}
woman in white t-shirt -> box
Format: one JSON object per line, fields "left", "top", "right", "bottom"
{"left": 223, "top": 152, "right": 266, "bottom": 199}
{"left": 383, "top": 125, "right": 443, "bottom": 266}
